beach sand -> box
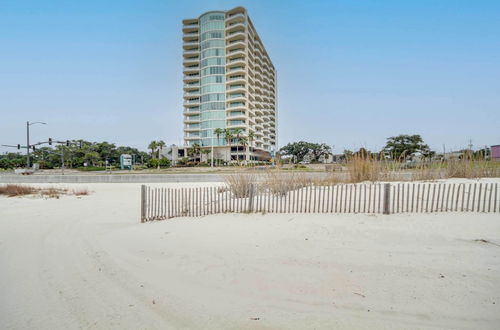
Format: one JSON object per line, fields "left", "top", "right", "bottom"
{"left": 1, "top": 181, "right": 499, "bottom": 329}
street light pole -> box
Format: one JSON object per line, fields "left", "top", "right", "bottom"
{"left": 26, "top": 121, "right": 30, "bottom": 168}
{"left": 26, "top": 121, "right": 47, "bottom": 168}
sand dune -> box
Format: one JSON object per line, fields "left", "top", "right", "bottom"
{"left": 1, "top": 182, "right": 499, "bottom": 329}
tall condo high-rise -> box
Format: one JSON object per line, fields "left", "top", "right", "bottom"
{"left": 183, "top": 7, "right": 277, "bottom": 162}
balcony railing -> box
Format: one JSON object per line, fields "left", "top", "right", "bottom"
{"left": 228, "top": 102, "right": 245, "bottom": 108}
{"left": 228, "top": 76, "right": 245, "bottom": 81}
{"left": 184, "top": 99, "right": 200, "bottom": 104}
{"left": 228, "top": 84, "right": 245, "bottom": 90}
{"left": 228, "top": 93, "right": 245, "bottom": 99}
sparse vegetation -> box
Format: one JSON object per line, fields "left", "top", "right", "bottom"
{"left": 222, "top": 157, "right": 500, "bottom": 197}
{"left": 0, "top": 185, "right": 90, "bottom": 198}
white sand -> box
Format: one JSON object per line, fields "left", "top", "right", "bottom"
{"left": 1, "top": 181, "right": 499, "bottom": 329}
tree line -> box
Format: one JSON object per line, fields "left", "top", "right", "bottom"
{"left": 279, "top": 134, "right": 491, "bottom": 163}
{"left": 0, "top": 140, "right": 151, "bottom": 170}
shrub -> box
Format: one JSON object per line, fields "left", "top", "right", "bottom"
{"left": 147, "top": 158, "right": 170, "bottom": 168}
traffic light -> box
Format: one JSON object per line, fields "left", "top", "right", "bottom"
{"left": 66, "top": 140, "right": 70, "bottom": 147}
{"left": 17, "top": 144, "right": 20, "bottom": 150}
{"left": 32, "top": 146, "right": 36, "bottom": 151}
{"left": 48, "top": 138, "right": 52, "bottom": 145}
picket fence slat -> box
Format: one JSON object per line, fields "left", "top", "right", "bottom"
{"left": 140, "top": 183, "right": 499, "bottom": 221}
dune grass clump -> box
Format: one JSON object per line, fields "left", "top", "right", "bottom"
{"left": 0, "top": 184, "right": 36, "bottom": 197}
{"left": 224, "top": 172, "right": 257, "bottom": 198}
{"left": 444, "top": 159, "right": 500, "bottom": 179}
{"left": 345, "top": 154, "right": 383, "bottom": 183}
{"left": 261, "top": 171, "right": 312, "bottom": 196}
{"left": 0, "top": 184, "right": 90, "bottom": 198}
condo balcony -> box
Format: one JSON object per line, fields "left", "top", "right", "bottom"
{"left": 183, "top": 107, "right": 200, "bottom": 114}
{"left": 183, "top": 98, "right": 200, "bottom": 106}
{"left": 183, "top": 57, "right": 199, "bottom": 65}
{"left": 183, "top": 41, "right": 199, "bottom": 49}
{"left": 226, "top": 15, "right": 245, "bottom": 29}
{"left": 183, "top": 90, "right": 200, "bottom": 98}
{"left": 226, "top": 121, "right": 246, "bottom": 129}
{"left": 226, "top": 40, "right": 246, "bottom": 52}
{"left": 254, "top": 116, "right": 264, "bottom": 123}
{"left": 183, "top": 32, "right": 198, "bottom": 42}
{"left": 253, "top": 108, "right": 264, "bottom": 116}
{"left": 227, "top": 101, "right": 246, "bottom": 110}
{"left": 227, "top": 56, "right": 245, "bottom": 64}
{"left": 183, "top": 74, "right": 200, "bottom": 82}
{"left": 184, "top": 125, "right": 200, "bottom": 131}
{"left": 227, "top": 83, "right": 245, "bottom": 91}
{"left": 183, "top": 49, "right": 200, "bottom": 57}
{"left": 226, "top": 66, "right": 245, "bottom": 75}
{"left": 226, "top": 22, "right": 246, "bottom": 33}
{"left": 226, "top": 30, "right": 245, "bottom": 42}
{"left": 183, "top": 65, "right": 199, "bottom": 74}
{"left": 226, "top": 111, "right": 246, "bottom": 120}
{"left": 183, "top": 116, "right": 201, "bottom": 124}
{"left": 182, "top": 23, "right": 199, "bottom": 33}
{"left": 227, "top": 93, "right": 246, "bottom": 102}
{"left": 227, "top": 48, "right": 245, "bottom": 59}
{"left": 183, "top": 82, "right": 200, "bottom": 90}
{"left": 227, "top": 75, "right": 246, "bottom": 84}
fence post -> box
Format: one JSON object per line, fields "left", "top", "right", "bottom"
{"left": 247, "top": 184, "right": 255, "bottom": 213}
{"left": 383, "top": 183, "right": 391, "bottom": 215}
{"left": 141, "top": 185, "right": 146, "bottom": 222}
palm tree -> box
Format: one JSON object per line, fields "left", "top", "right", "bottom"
{"left": 156, "top": 140, "right": 166, "bottom": 170}
{"left": 247, "top": 131, "right": 255, "bottom": 164}
{"left": 190, "top": 143, "right": 201, "bottom": 164}
{"left": 232, "top": 128, "right": 243, "bottom": 165}
{"left": 224, "top": 129, "right": 234, "bottom": 163}
{"left": 239, "top": 136, "right": 248, "bottom": 165}
{"left": 213, "top": 128, "right": 224, "bottom": 167}
{"left": 148, "top": 141, "right": 158, "bottom": 159}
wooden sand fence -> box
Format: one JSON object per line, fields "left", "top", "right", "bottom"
{"left": 140, "top": 182, "right": 499, "bottom": 222}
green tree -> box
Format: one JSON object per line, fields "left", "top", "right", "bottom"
{"left": 214, "top": 128, "right": 224, "bottom": 145}
{"left": 383, "top": 134, "right": 432, "bottom": 160}
{"left": 232, "top": 128, "right": 243, "bottom": 164}
{"left": 224, "top": 129, "right": 234, "bottom": 161}
{"left": 187, "top": 143, "right": 202, "bottom": 164}
{"left": 247, "top": 131, "right": 255, "bottom": 163}
{"left": 148, "top": 141, "right": 158, "bottom": 159}
{"left": 279, "top": 141, "right": 332, "bottom": 163}
{"left": 156, "top": 140, "right": 166, "bottom": 169}
{"left": 239, "top": 136, "right": 248, "bottom": 165}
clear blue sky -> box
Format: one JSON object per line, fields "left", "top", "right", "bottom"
{"left": 1, "top": 0, "right": 499, "bottom": 153}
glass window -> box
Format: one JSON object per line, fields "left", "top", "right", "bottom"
{"left": 201, "top": 57, "right": 225, "bottom": 67}
{"left": 201, "top": 84, "right": 225, "bottom": 94}
{"left": 201, "top": 111, "right": 225, "bottom": 120}
{"left": 201, "top": 120, "right": 225, "bottom": 129}
{"left": 201, "top": 75, "right": 224, "bottom": 84}
{"left": 201, "top": 102, "right": 225, "bottom": 110}
{"left": 201, "top": 93, "right": 225, "bottom": 102}
{"left": 201, "top": 31, "right": 223, "bottom": 41}
{"left": 201, "top": 48, "right": 225, "bottom": 59}
{"left": 201, "top": 39, "right": 225, "bottom": 50}
{"left": 201, "top": 66, "right": 225, "bottom": 76}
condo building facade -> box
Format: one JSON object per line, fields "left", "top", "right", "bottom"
{"left": 182, "top": 7, "right": 277, "bottom": 162}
